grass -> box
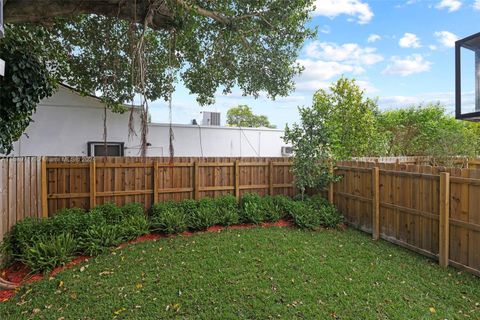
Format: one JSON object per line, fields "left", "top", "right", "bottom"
{"left": 1, "top": 227, "right": 480, "bottom": 319}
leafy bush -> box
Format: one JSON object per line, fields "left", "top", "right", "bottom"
{"left": 90, "top": 203, "right": 124, "bottom": 224}
{"left": 78, "top": 224, "right": 124, "bottom": 256}
{"left": 51, "top": 208, "right": 106, "bottom": 240}
{"left": 272, "top": 195, "right": 295, "bottom": 219}
{"left": 177, "top": 199, "right": 198, "bottom": 218}
{"left": 20, "top": 233, "right": 77, "bottom": 273}
{"left": 151, "top": 201, "right": 179, "bottom": 216}
{"left": 1, "top": 218, "right": 52, "bottom": 262}
{"left": 240, "top": 193, "right": 267, "bottom": 224}
{"left": 306, "top": 195, "right": 343, "bottom": 228}
{"left": 150, "top": 207, "right": 187, "bottom": 234}
{"left": 318, "top": 204, "right": 343, "bottom": 228}
{"left": 188, "top": 198, "right": 218, "bottom": 231}
{"left": 121, "top": 203, "right": 144, "bottom": 218}
{"left": 290, "top": 201, "right": 322, "bottom": 230}
{"left": 119, "top": 214, "right": 150, "bottom": 241}
{"left": 263, "top": 196, "right": 282, "bottom": 222}
{"left": 214, "top": 195, "right": 239, "bottom": 226}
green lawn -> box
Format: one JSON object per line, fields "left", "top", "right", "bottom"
{"left": 1, "top": 227, "right": 479, "bottom": 319}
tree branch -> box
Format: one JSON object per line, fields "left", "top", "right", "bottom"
{"left": 4, "top": 0, "right": 176, "bottom": 30}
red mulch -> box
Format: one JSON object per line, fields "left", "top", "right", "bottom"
{"left": 0, "top": 219, "right": 293, "bottom": 302}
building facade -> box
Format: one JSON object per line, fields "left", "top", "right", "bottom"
{"left": 7, "top": 86, "right": 290, "bottom": 157}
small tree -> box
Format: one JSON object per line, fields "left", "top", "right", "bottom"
{"left": 284, "top": 105, "right": 334, "bottom": 198}
{"left": 226, "top": 105, "right": 276, "bottom": 128}
{"left": 284, "top": 78, "right": 380, "bottom": 197}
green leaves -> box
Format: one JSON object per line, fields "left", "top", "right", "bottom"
{"left": 226, "top": 105, "right": 276, "bottom": 128}
{"left": 0, "top": 25, "right": 58, "bottom": 154}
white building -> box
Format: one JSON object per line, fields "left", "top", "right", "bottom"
{"left": 7, "top": 85, "right": 291, "bottom": 157}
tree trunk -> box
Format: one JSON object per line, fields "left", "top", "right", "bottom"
{"left": 4, "top": 0, "right": 176, "bottom": 29}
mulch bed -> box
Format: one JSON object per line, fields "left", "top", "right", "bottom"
{"left": 0, "top": 220, "right": 293, "bottom": 301}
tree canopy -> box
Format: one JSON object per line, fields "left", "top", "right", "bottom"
{"left": 377, "top": 104, "right": 480, "bottom": 161}
{"left": 226, "top": 105, "right": 276, "bottom": 128}
{"left": 0, "top": 0, "right": 315, "bottom": 153}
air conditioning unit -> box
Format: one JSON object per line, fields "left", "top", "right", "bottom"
{"left": 202, "top": 111, "right": 221, "bottom": 126}
{"left": 281, "top": 146, "right": 293, "bottom": 157}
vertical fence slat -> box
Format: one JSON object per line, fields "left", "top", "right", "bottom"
{"left": 193, "top": 161, "right": 199, "bottom": 200}
{"left": 41, "top": 157, "right": 48, "bottom": 218}
{"left": 89, "top": 159, "right": 96, "bottom": 209}
{"left": 372, "top": 167, "right": 380, "bottom": 240}
{"left": 153, "top": 160, "right": 159, "bottom": 205}
{"left": 439, "top": 172, "right": 450, "bottom": 267}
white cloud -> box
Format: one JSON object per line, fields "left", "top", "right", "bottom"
{"left": 294, "top": 59, "right": 366, "bottom": 91}
{"left": 399, "top": 33, "right": 421, "bottom": 48}
{"left": 304, "top": 41, "right": 383, "bottom": 65}
{"left": 474, "top": 0, "right": 480, "bottom": 10}
{"left": 435, "top": 0, "right": 462, "bottom": 12}
{"left": 429, "top": 45, "right": 438, "bottom": 50}
{"left": 312, "top": 0, "right": 374, "bottom": 24}
{"left": 319, "top": 25, "right": 331, "bottom": 34}
{"left": 382, "top": 54, "right": 432, "bottom": 76}
{"left": 367, "top": 34, "right": 381, "bottom": 43}
{"left": 378, "top": 91, "right": 474, "bottom": 112}
{"left": 434, "top": 31, "right": 458, "bottom": 48}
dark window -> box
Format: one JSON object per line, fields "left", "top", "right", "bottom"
{"left": 87, "top": 142, "right": 124, "bottom": 156}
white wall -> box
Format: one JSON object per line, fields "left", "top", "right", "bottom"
{"left": 9, "top": 86, "right": 143, "bottom": 156}
{"left": 8, "top": 86, "right": 289, "bottom": 157}
{"left": 146, "top": 123, "right": 286, "bottom": 157}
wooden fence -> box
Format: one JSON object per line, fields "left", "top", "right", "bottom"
{"left": 2, "top": 156, "right": 480, "bottom": 277}
{"left": 334, "top": 161, "right": 480, "bottom": 276}
{"left": 0, "top": 157, "right": 295, "bottom": 241}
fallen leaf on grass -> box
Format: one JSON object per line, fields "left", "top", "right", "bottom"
{"left": 114, "top": 307, "right": 126, "bottom": 315}
{"left": 429, "top": 307, "right": 436, "bottom": 313}
{"left": 135, "top": 283, "right": 143, "bottom": 289}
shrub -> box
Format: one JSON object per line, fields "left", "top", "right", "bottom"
{"left": 51, "top": 208, "right": 106, "bottom": 240}
{"left": 1, "top": 218, "right": 53, "bottom": 262}
{"left": 263, "top": 196, "right": 282, "bottom": 222}
{"left": 188, "top": 198, "right": 218, "bottom": 231}
{"left": 119, "top": 214, "right": 150, "bottom": 240}
{"left": 272, "top": 195, "right": 295, "bottom": 219}
{"left": 150, "top": 207, "right": 187, "bottom": 234}
{"left": 20, "top": 233, "right": 77, "bottom": 273}
{"left": 151, "top": 201, "right": 179, "bottom": 216}
{"left": 240, "top": 193, "right": 267, "bottom": 224}
{"left": 318, "top": 203, "right": 343, "bottom": 228}
{"left": 214, "top": 195, "right": 239, "bottom": 226}
{"left": 290, "top": 201, "right": 322, "bottom": 230}
{"left": 121, "top": 203, "right": 144, "bottom": 218}
{"left": 78, "top": 224, "right": 125, "bottom": 256}
{"left": 177, "top": 199, "right": 198, "bottom": 218}
{"left": 90, "top": 202, "right": 124, "bottom": 224}
{"left": 305, "top": 195, "right": 343, "bottom": 228}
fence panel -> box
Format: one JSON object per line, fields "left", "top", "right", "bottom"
{"left": 0, "top": 157, "right": 44, "bottom": 240}
{"left": 43, "top": 157, "right": 294, "bottom": 215}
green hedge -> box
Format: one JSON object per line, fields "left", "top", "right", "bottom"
{"left": 1, "top": 194, "right": 343, "bottom": 272}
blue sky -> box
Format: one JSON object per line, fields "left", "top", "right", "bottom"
{"left": 149, "top": 0, "right": 480, "bottom": 128}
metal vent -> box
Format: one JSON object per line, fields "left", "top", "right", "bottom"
{"left": 202, "top": 112, "right": 221, "bottom": 126}
{"left": 281, "top": 146, "right": 293, "bottom": 156}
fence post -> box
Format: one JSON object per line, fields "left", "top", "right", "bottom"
{"left": 41, "top": 157, "right": 48, "bottom": 218}
{"left": 439, "top": 172, "right": 450, "bottom": 267}
{"left": 235, "top": 160, "right": 240, "bottom": 201}
{"left": 153, "top": 160, "right": 158, "bottom": 205}
{"left": 89, "top": 158, "right": 96, "bottom": 209}
{"left": 269, "top": 161, "right": 274, "bottom": 196}
{"left": 193, "top": 161, "right": 199, "bottom": 200}
{"left": 372, "top": 167, "right": 380, "bottom": 240}
{"left": 328, "top": 164, "right": 334, "bottom": 204}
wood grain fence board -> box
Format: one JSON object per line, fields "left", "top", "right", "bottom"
{"left": 468, "top": 169, "right": 480, "bottom": 271}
